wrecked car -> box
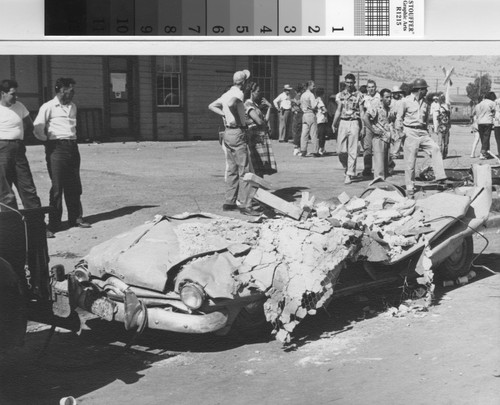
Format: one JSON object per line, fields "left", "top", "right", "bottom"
{"left": 68, "top": 173, "right": 492, "bottom": 343}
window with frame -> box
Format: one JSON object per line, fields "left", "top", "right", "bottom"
{"left": 157, "top": 56, "right": 182, "bottom": 108}
{"left": 251, "top": 56, "right": 273, "bottom": 101}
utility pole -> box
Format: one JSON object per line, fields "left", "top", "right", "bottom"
{"left": 479, "top": 70, "right": 482, "bottom": 97}
{"left": 352, "top": 70, "right": 368, "bottom": 87}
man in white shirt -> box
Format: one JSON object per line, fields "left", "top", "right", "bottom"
{"left": 34, "top": 77, "right": 90, "bottom": 237}
{"left": 0, "top": 79, "right": 41, "bottom": 211}
{"left": 361, "top": 79, "right": 381, "bottom": 178}
{"left": 209, "top": 69, "right": 260, "bottom": 216}
{"left": 273, "top": 84, "right": 293, "bottom": 142}
{"left": 474, "top": 91, "right": 496, "bottom": 160}
{"left": 299, "top": 80, "right": 319, "bottom": 157}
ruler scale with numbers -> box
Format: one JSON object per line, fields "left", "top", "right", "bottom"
{"left": 45, "top": 0, "right": 424, "bottom": 38}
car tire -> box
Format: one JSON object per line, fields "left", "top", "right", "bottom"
{"left": 435, "top": 236, "right": 474, "bottom": 281}
{"left": 230, "top": 303, "right": 271, "bottom": 341}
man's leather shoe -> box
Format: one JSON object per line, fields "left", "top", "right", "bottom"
{"left": 222, "top": 204, "right": 238, "bottom": 211}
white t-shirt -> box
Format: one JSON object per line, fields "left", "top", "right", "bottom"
{"left": 316, "top": 98, "right": 328, "bottom": 124}
{"left": 0, "top": 101, "right": 29, "bottom": 140}
{"left": 34, "top": 96, "right": 77, "bottom": 140}
{"left": 211, "top": 86, "right": 245, "bottom": 127}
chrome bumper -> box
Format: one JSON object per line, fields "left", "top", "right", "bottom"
{"left": 68, "top": 274, "right": 229, "bottom": 334}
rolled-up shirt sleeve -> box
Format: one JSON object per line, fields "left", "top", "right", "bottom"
{"left": 33, "top": 105, "right": 48, "bottom": 141}
{"left": 395, "top": 99, "right": 405, "bottom": 132}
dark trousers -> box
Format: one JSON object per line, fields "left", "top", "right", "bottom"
{"left": 278, "top": 110, "right": 292, "bottom": 141}
{"left": 494, "top": 126, "right": 500, "bottom": 156}
{"left": 0, "top": 140, "right": 41, "bottom": 210}
{"left": 292, "top": 112, "right": 303, "bottom": 148}
{"left": 223, "top": 128, "right": 254, "bottom": 208}
{"left": 478, "top": 123, "right": 493, "bottom": 156}
{"left": 45, "top": 140, "right": 82, "bottom": 230}
{"left": 318, "top": 123, "right": 328, "bottom": 149}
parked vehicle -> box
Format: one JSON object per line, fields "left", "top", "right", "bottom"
{"left": 67, "top": 179, "right": 492, "bottom": 338}
{"left": 0, "top": 173, "right": 492, "bottom": 346}
{"left": 0, "top": 207, "right": 79, "bottom": 350}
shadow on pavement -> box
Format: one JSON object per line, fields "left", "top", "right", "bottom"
{"left": 273, "top": 186, "right": 309, "bottom": 202}
{"left": 0, "top": 325, "right": 168, "bottom": 405}
{"left": 58, "top": 205, "right": 159, "bottom": 231}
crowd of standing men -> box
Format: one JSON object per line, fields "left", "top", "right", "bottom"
{"left": 0, "top": 78, "right": 90, "bottom": 238}
{"left": 211, "top": 68, "right": 455, "bottom": 209}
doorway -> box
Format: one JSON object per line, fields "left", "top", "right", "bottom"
{"left": 107, "top": 56, "right": 137, "bottom": 139}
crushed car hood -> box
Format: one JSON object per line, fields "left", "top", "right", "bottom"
{"left": 85, "top": 213, "right": 260, "bottom": 292}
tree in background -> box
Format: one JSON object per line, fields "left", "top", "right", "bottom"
{"left": 466, "top": 73, "right": 492, "bottom": 104}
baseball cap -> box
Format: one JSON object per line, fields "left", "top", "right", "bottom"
{"left": 283, "top": 84, "right": 293, "bottom": 90}
{"left": 233, "top": 69, "right": 251, "bottom": 84}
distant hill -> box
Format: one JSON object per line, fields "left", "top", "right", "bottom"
{"left": 340, "top": 56, "right": 500, "bottom": 97}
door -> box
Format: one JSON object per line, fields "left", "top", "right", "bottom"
{"left": 108, "top": 56, "right": 136, "bottom": 138}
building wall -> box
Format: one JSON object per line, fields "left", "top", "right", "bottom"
{"left": 0, "top": 55, "right": 340, "bottom": 141}
{"left": 50, "top": 56, "right": 104, "bottom": 109}
{"left": 137, "top": 57, "right": 156, "bottom": 140}
{"left": 276, "top": 56, "right": 313, "bottom": 92}
{"left": 186, "top": 56, "right": 243, "bottom": 140}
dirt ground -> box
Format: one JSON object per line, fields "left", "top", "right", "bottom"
{"left": 1, "top": 125, "right": 499, "bottom": 404}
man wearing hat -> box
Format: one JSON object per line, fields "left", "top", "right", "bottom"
{"left": 273, "top": 84, "right": 293, "bottom": 142}
{"left": 395, "top": 78, "right": 446, "bottom": 197}
{"left": 208, "top": 69, "right": 260, "bottom": 216}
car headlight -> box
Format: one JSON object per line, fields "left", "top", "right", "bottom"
{"left": 73, "top": 267, "right": 90, "bottom": 283}
{"left": 179, "top": 282, "right": 206, "bottom": 310}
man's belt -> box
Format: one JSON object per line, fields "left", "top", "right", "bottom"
{"left": 225, "top": 125, "right": 247, "bottom": 129}
{"left": 403, "top": 124, "right": 427, "bottom": 130}
{"left": 340, "top": 117, "right": 359, "bottom": 121}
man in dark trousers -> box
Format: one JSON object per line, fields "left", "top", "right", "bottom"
{"left": 0, "top": 79, "right": 41, "bottom": 211}
{"left": 34, "top": 77, "right": 90, "bottom": 237}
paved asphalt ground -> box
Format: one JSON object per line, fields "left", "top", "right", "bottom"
{"left": 0, "top": 123, "right": 498, "bottom": 405}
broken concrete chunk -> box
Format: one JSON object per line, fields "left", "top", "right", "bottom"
{"left": 338, "top": 191, "right": 351, "bottom": 205}
{"left": 328, "top": 218, "right": 342, "bottom": 227}
{"left": 242, "top": 249, "right": 264, "bottom": 267}
{"left": 330, "top": 209, "right": 350, "bottom": 221}
{"left": 242, "top": 173, "right": 273, "bottom": 190}
{"left": 345, "top": 197, "right": 367, "bottom": 212}
{"left": 300, "top": 191, "right": 316, "bottom": 209}
{"left": 253, "top": 188, "right": 303, "bottom": 220}
{"left": 368, "top": 198, "right": 386, "bottom": 211}
{"left": 316, "top": 205, "right": 331, "bottom": 219}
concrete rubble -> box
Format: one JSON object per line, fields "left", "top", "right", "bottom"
{"left": 86, "top": 168, "right": 491, "bottom": 343}
{"left": 171, "top": 185, "right": 443, "bottom": 343}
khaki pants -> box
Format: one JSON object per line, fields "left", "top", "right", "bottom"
{"left": 337, "top": 119, "right": 360, "bottom": 176}
{"left": 403, "top": 128, "right": 446, "bottom": 191}
{"left": 223, "top": 128, "right": 254, "bottom": 208}
{"left": 300, "top": 112, "right": 318, "bottom": 154}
